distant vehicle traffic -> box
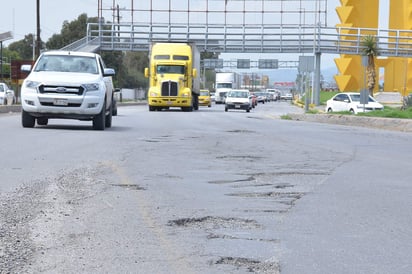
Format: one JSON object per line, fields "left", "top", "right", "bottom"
{"left": 280, "top": 91, "right": 293, "bottom": 100}
{"left": 112, "top": 88, "right": 121, "bottom": 116}
{"left": 225, "top": 89, "right": 252, "bottom": 112}
{"left": 0, "top": 82, "right": 16, "bottom": 105}
{"left": 266, "top": 88, "right": 281, "bottom": 101}
{"left": 199, "top": 89, "right": 212, "bottom": 107}
{"left": 215, "top": 72, "right": 241, "bottom": 104}
{"left": 325, "top": 92, "right": 384, "bottom": 114}
{"left": 254, "top": 91, "right": 267, "bottom": 104}
{"left": 210, "top": 92, "right": 215, "bottom": 102}
{"left": 250, "top": 93, "right": 257, "bottom": 108}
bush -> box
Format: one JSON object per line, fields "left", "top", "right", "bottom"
{"left": 402, "top": 95, "right": 412, "bottom": 110}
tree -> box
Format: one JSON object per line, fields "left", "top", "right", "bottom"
{"left": 118, "top": 51, "right": 149, "bottom": 89}
{"left": 46, "top": 14, "right": 98, "bottom": 50}
{"left": 200, "top": 51, "right": 220, "bottom": 90}
{"left": 361, "top": 35, "right": 378, "bottom": 96}
{"left": 7, "top": 34, "right": 38, "bottom": 60}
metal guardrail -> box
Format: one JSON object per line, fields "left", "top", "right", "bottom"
{"left": 69, "top": 23, "right": 412, "bottom": 58}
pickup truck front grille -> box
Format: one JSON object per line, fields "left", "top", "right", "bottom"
{"left": 38, "top": 85, "right": 84, "bottom": 96}
{"left": 161, "top": 81, "right": 178, "bottom": 96}
{"left": 40, "top": 102, "right": 82, "bottom": 107}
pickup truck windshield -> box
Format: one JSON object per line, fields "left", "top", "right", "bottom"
{"left": 34, "top": 55, "right": 98, "bottom": 74}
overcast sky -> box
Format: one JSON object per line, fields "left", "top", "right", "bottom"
{"left": 1, "top": 0, "right": 389, "bottom": 70}
{"left": 2, "top": 0, "right": 342, "bottom": 43}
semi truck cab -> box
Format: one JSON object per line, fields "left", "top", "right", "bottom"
{"left": 145, "top": 43, "right": 200, "bottom": 112}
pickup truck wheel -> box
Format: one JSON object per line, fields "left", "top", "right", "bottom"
{"left": 22, "top": 110, "right": 35, "bottom": 128}
{"left": 93, "top": 103, "right": 106, "bottom": 130}
{"left": 37, "top": 117, "right": 48, "bottom": 126}
{"left": 112, "top": 100, "right": 118, "bottom": 116}
{"left": 105, "top": 101, "right": 113, "bottom": 128}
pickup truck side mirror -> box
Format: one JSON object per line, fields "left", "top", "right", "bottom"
{"left": 21, "top": 64, "right": 32, "bottom": 72}
{"left": 103, "top": 68, "right": 115, "bottom": 77}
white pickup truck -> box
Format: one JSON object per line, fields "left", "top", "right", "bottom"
{"left": 21, "top": 51, "right": 115, "bottom": 130}
{"left": 0, "top": 82, "right": 16, "bottom": 105}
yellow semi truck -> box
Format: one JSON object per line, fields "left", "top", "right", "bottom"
{"left": 144, "top": 42, "right": 200, "bottom": 111}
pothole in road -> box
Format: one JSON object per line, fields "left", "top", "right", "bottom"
{"left": 226, "top": 129, "right": 256, "bottom": 134}
{"left": 111, "top": 184, "right": 146, "bottom": 190}
{"left": 168, "top": 216, "right": 261, "bottom": 230}
{"left": 216, "top": 155, "right": 264, "bottom": 161}
{"left": 141, "top": 135, "right": 173, "bottom": 143}
{"left": 247, "top": 116, "right": 265, "bottom": 120}
{"left": 226, "top": 191, "right": 304, "bottom": 206}
{"left": 208, "top": 176, "right": 255, "bottom": 185}
{"left": 208, "top": 176, "right": 294, "bottom": 190}
{"left": 251, "top": 171, "right": 330, "bottom": 177}
{"left": 214, "top": 256, "right": 280, "bottom": 274}
{"left": 228, "top": 191, "right": 302, "bottom": 198}
{"left": 272, "top": 183, "right": 293, "bottom": 189}
{"left": 207, "top": 233, "right": 279, "bottom": 243}
{"left": 243, "top": 209, "right": 288, "bottom": 214}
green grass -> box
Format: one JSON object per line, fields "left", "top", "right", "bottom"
{"left": 280, "top": 114, "right": 292, "bottom": 120}
{"left": 358, "top": 106, "right": 412, "bottom": 119}
{"left": 320, "top": 91, "right": 339, "bottom": 104}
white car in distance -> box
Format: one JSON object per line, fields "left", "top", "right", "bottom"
{"left": 325, "top": 92, "right": 384, "bottom": 114}
{"left": 0, "top": 82, "right": 16, "bottom": 105}
{"left": 224, "top": 89, "right": 252, "bottom": 112}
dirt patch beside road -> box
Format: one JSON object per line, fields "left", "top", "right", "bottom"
{"left": 288, "top": 113, "right": 412, "bottom": 132}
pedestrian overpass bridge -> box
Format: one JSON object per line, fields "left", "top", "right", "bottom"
{"left": 62, "top": 22, "right": 412, "bottom": 58}
{"left": 60, "top": 22, "right": 412, "bottom": 106}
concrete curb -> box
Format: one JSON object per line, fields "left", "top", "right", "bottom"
{"left": 0, "top": 105, "right": 22, "bottom": 114}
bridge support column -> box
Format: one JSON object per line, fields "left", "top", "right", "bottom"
{"left": 335, "top": 0, "right": 379, "bottom": 92}
{"left": 314, "top": 52, "right": 321, "bottom": 106}
{"left": 385, "top": 0, "right": 412, "bottom": 94}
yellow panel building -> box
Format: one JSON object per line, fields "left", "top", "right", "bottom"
{"left": 385, "top": 0, "right": 412, "bottom": 95}
{"left": 334, "top": 0, "right": 379, "bottom": 92}
{"left": 335, "top": 0, "right": 412, "bottom": 95}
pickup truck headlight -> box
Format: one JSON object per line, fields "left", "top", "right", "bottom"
{"left": 25, "top": 80, "right": 41, "bottom": 89}
{"left": 83, "top": 83, "right": 100, "bottom": 91}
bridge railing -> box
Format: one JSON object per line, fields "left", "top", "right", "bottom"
{"left": 83, "top": 23, "right": 412, "bottom": 57}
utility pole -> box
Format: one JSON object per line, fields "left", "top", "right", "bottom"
{"left": 35, "top": 0, "right": 41, "bottom": 58}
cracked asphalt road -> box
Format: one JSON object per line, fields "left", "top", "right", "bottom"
{"left": 1, "top": 102, "right": 412, "bottom": 273}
